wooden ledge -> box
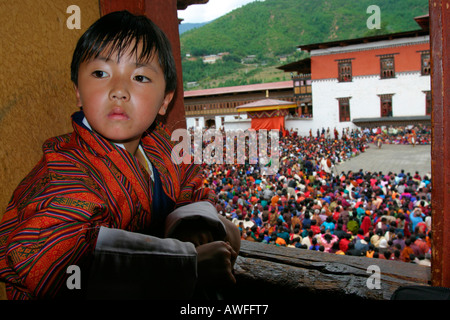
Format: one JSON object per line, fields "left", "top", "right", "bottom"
{"left": 231, "top": 241, "right": 431, "bottom": 300}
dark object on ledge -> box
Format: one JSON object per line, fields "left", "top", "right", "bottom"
{"left": 391, "top": 285, "right": 450, "bottom": 300}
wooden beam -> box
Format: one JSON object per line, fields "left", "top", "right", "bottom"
{"left": 230, "top": 241, "right": 431, "bottom": 300}
{"left": 143, "top": 0, "right": 187, "bottom": 131}
{"left": 177, "top": 0, "right": 208, "bottom": 10}
{"left": 99, "top": 0, "right": 145, "bottom": 15}
{"left": 430, "top": 0, "right": 450, "bottom": 288}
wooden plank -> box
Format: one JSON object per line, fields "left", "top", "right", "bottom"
{"left": 232, "top": 241, "right": 431, "bottom": 300}
{"left": 430, "top": 0, "right": 450, "bottom": 287}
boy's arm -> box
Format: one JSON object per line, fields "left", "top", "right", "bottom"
{"left": 165, "top": 201, "right": 226, "bottom": 242}
{"left": 165, "top": 201, "right": 240, "bottom": 260}
{"left": 169, "top": 156, "right": 241, "bottom": 254}
{"left": 86, "top": 226, "right": 198, "bottom": 299}
{"left": 165, "top": 202, "right": 241, "bottom": 288}
{"left": 88, "top": 203, "right": 241, "bottom": 297}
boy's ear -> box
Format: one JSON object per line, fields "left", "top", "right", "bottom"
{"left": 158, "top": 91, "right": 175, "bottom": 116}
{"left": 73, "top": 83, "right": 83, "bottom": 108}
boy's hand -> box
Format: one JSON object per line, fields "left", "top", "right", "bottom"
{"left": 218, "top": 215, "right": 240, "bottom": 266}
{"left": 196, "top": 241, "right": 237, "bottom": 287}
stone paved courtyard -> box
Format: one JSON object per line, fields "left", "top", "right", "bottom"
{"left": 334, "top": 143, "right": 431, "bottom": 177}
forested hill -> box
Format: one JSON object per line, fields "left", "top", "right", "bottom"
{"left": 179, "top": 0, "right": 429, "bottom": 90}
{"left": 179, "top": 22, "right": 210, "bottom": 34}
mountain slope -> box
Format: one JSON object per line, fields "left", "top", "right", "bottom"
{"left": 179, "top": 21, "right": 211, "bottom": 35}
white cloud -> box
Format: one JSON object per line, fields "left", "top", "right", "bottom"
{"left": 178, "top": 0, "right": 261, "bottom": 23}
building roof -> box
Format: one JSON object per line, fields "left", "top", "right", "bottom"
{"left": 236, "top": 98, "right": 297, "bottom": 112}
{"left": 298, "top": 29, "right": 429, "bottom": 53}
{"left": 277, "top": 58, "right": 311, "bottom": 74}
{"left": 184, "top": 81, "right": 293, "bottom": 98}
{"left": 353, "top": 115, "right": 431, "bottom": 124}
{"left": 177, "top": 0, "right": 208, "bottom": 10}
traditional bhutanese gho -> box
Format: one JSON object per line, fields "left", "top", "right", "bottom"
{"left": 0, "top": 111, "right": 221, "bottom": 299}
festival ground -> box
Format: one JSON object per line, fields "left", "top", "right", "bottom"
{"left": 335, "top": 143, "right": 431, "bottom": 177}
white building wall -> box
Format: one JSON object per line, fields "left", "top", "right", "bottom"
{"left": 223, "top": 118, "right": 251, "bottom": 131}
{"left": 186, "top": 117, "right": 203, "bottom": 129}
{"left": 387, "top": 72, "right": 431, "bottom": 116}
{"left": 283, "top": 71, "right": 430, "bottom": 136}
{"left": 186, "top": 114, "right": 248, "bottom": 130}
{"left": 294, "top": 71, "right": 430, "bottom": 134}
{"left": 285, "top": 119, "right": 314, "bottom": 136}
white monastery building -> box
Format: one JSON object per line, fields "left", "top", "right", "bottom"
{"left": 291, "top": 18, "right": 431, "bottom": 135}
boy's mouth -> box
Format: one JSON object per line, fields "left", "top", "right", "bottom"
{"left": 108, "top": 107, "right": 130, "bottom": 120}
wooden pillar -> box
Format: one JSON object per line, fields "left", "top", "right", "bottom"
{"left": 99, "top": 0, "right": 187, "bottom": 132}
{"left": 143, "top": 0, "right": 186, "bottom": 131}
{"left": 430, "top": 0, "right": 450, "bottom": 287}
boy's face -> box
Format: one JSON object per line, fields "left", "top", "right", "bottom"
{"left": 74, "top": 43, "right": 174, "bottom": 150}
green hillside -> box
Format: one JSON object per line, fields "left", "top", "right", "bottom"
{"left": 180, "top": 0, "right": 429, "bottom": 90}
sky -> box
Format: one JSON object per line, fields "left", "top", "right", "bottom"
{"left": 177, "top": 0, "right": 262, "bottom": 24}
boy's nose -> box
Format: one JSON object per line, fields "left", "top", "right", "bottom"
{"left": 109, "top": 82, "right": 130, "bottom": 101}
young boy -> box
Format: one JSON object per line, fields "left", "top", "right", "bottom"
{"left": 0, "top": 11, "right": 240, "bottom": 299}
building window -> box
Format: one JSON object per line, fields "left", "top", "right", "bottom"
{"left": 337, "top": 60, "right": 352, "bottom": 82}
{"left": 293, "top": 75, "right": 312, "bottom": 96}
{"left": 421, "top": 51, "right": 431, "bottom": 75}
{"left": 424, "top": 91, "right": 431, "bottom": 115}
{"left": 379, "top": 94, "right": 394, "bottom": 117}
{"left": 337, "top": 97, "right": 351, "bottom": 122}
{"left": 380, "top": 55, "right": 395, "bottom": 79}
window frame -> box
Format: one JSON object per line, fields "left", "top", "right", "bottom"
{"left": 337, "top": 59, "right": 353, "bottom": 82}
{"left": 378, "top": 94, "right": 394, "bottom": 117}
{"left": 337, "top": 97, "right": 351, "bottom": 122}
{"left": 378, "top": 54, "right": 397, "bottom": 79}
{"left": 421, "top": 51, "right": 431, "bottom": 76}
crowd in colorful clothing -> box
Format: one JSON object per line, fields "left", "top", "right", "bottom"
{"left": 196, "top": 125, "right": 432, "bottom": 266}
{"left": 308, "top": 124, "right": 431, "bottom": 146}
{"left": 363, "top": 124, "right": 431, "bottom": 145}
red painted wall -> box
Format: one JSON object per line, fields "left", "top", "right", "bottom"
{"left": 311, "top": 42, "right": 430, "bottom": 80}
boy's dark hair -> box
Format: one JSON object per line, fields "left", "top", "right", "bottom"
{"left": 70, "top": 10, "right": 177, "bottom": 93}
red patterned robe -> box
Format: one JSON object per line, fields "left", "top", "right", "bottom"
{"left": 0, "top": 111, "right": 217, "bottom": 299}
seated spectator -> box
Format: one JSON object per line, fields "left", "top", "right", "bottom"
{"left": 309, "top": 237, "right": 320, "bottom": 251}
{"left": 346, "top": 242, "right": 363, "bottom": 256}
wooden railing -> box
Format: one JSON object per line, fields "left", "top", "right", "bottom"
{"left": 228, "top": 241, "right": 431, "bottom": 300}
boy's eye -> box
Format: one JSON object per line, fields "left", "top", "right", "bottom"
{"left": 92, "top": 70, "right": 109, "bottom": 78}
{"left": 134, "top": 75, "right": 150, "bottom": 83}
